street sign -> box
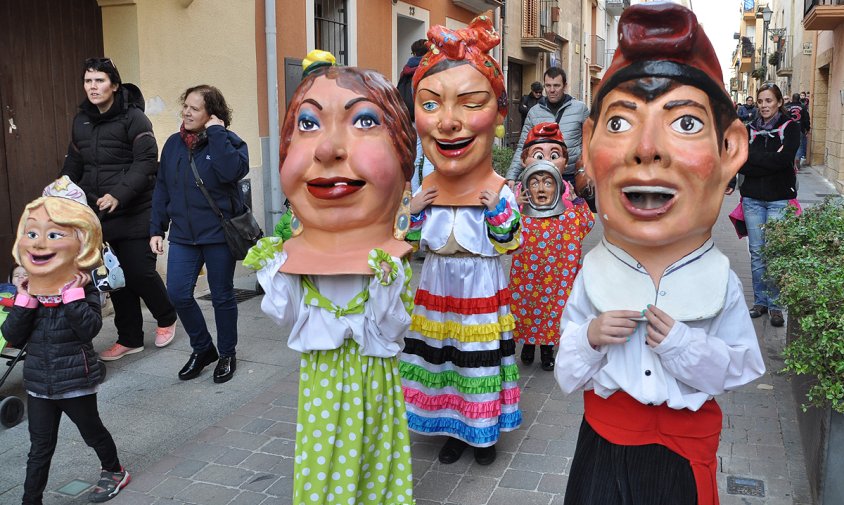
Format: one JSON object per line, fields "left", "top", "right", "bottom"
{"left": 803, "top": 42, "right": 812, "bottom": 55}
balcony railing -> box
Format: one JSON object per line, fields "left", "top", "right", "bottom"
{"left": 804, "top": 0, "right": 844, "bottom": 30}
{"left": 590, "top": 34, "right": 606, "bottom": 71}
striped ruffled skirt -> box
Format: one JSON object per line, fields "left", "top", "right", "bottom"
{"left": 400, "top": 253, "right": 521, "bottom": 447}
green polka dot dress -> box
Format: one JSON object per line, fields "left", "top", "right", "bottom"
{"left": 294, "top": 338, "right": 414, "bottom": 505}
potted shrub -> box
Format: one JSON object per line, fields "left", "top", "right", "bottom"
{"left": 763, "top": 197, "right": 844, "bottom": 504}
{"left": 768, "top": 52, "right": 781, "bottom": 66}
{"left": 750, "top": 66, "right": 767, "bottom": 80}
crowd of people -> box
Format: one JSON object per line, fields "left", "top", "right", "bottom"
{"left": 2, "top": 3, "right": 797, "bottom": 504}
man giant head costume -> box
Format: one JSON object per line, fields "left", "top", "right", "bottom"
{"left": 582, "top": 2, "right": 748, "bottom": 270}
{"left": 278, "top": 51, "right": 415, "bottom": 274}
{"left": 414, "top": 12, "right": 508, "bottom": 206}
{"left": 13, "top": 176, "right": 102, "bottom": 295}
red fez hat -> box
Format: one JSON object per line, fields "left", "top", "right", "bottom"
{"left": 524, "top": 122, "right": 566, "bottom": 149}
{"left": 595, "top": 3, "right": 733, "bottom": 113}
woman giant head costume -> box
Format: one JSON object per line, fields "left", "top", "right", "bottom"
{"left": 13, "top": 176, "right": 102, "bottom": 295}
{"left": 414, "top": 12, "right": 508, "bottom": 206}
{"left": 582, "top": 3, "right": 748, "bottom": 266}
{"left": 278, "top": 51, "right": 415, "bottom": 274}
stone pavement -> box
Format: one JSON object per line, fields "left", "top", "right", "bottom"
{"left": 0, "top": 167, "right": 837, "bottom": 504}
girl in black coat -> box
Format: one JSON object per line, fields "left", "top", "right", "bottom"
{"left": 1, "top": 183, "right": 129, "bottom": 503}
{"left": 738, "top": 83, "right": 800, "bottom": 328}
{"left": 61, "top": 58, "right": 177, "bottom": 359}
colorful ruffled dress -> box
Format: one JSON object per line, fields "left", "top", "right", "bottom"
{"left": 400, "top": 185, "right": 523, "bottom": 447}
{"left": 252, "top": 242, "right": 415, "bottom": 505}
{"left": 510, "top": 200, "right": 594, "bottom": 345}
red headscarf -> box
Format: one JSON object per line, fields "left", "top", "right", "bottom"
{"left": 412, "top": 12, "right": 507, "bottom": 116}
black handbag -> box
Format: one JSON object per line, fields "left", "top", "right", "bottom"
{"left": 190, "top": 156, "right": 263, "bottom": 260}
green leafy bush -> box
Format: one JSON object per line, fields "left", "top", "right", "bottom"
{"left": 751, "top": 66, "right": 767, "bottom": 80}
{"left": 763, "top": 198, "right": 844, "bottom": 413}
{"left": 492, "top": 146, "right": 515, "bottom": 177}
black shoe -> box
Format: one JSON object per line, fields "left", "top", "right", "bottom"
{"left": 770, "top": 310, "right": 785, "bottom": 327}
{"left": 213, "top": 355, "right": 237, "bottom": 383}
{"left": 178, "top": 347, "right": 219, "bottom": 380}
{"left": 749, "top": 305, "right": 768, "bottom": 318}
{"left": 520, "top": 344, "right": 535, "bottom": 365}
{"left": 540, "top": 345, "right": 555, "bottom": 371}
{"left": 438, "top": 437, "right": 468, "bottom": 464}
{"left": 474, "top": 444, "right": 497, "bottom": 465}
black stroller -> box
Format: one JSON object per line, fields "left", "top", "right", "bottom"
{"left": 0, "top": 345, "right": 26, "bottom": 428}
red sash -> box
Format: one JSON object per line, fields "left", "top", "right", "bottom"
{"left": 584, "top": 390, "right": 722, "bottom": 505}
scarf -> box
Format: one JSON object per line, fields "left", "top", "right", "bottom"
{"left": 179, "top": 123, "right": 207, "bottom": 152}
{"left": 754, "top": 111, "right": 781, "bottom": 130}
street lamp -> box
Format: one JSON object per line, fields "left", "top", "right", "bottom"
{"left": 761, "top": 6, "right": 773, "bottom": 78}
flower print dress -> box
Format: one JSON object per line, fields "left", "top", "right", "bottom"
{"left": 510, "top": 200, "right": 594, "bottom": 345}
{"left": 400, "top": 184, "right": 523, "bottom": 447}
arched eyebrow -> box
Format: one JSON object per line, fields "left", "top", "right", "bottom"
{"left": 345, "top": 97, "right": 376, "bottom": 110}
{"left": 302, "top": 98, "right": 323, "bottom": 110}
{"left": 606, "top": 100, "right": 637, "bottom": 111}
{"left": 457, "top": 90, "right": 491, "bottom": 99}
{"left": 664, "top": 99, "right": 706, "bottom": 112}
{"left": 417, "top": 88, "right": 440, "bottom": 97}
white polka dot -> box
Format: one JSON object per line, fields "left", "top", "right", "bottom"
{"left": 317, "top": 456, "right": 326, "bottom": 465}
{"left": 349, "top": 449, "right": 357, "bottom": 457}
{"left": 304, "top": 483, "right": 311, "bottom": 491}
{"left": 368, "top": 493, "right": 376, "bottom": 501}
{"left": 326, "top": 391, "right": 334, "bottom": 399}
{"left": 375, "top": 462, "right": 383, "bottom": 470}
{"left": 308, "top": 414, "right": 316, "bottom": 423}
{"left": 349, "top": 433, "right": 356, "bottom": 441}
{"left": 297, "top": 423, "right": 304, "bottom": 432}
{"left": 314, "top": 443, "right": 322, "bottom": 452}
{"left": 317, "top": 472, "right": 326, "bottom": 481}
{"left": 313, "top": 429, "right": 322, "bottom": 438}
{"left": 378, "top": 475, "right": 386, "bottom": 483}
{"left": 303, "top": 387, "right": 311, "bottom": 397}
{"left": 339, "top": 455, "right": 347, "bottom": 464}
{"left": 319, "top": 363, "right": 329, "bottom": 372}
{"left": 335, "top": 486, "right": 343, "bottom": 494}
{"left": 321, "top": 410, "right": 329, "bottom": 419}
{"left": 302, "top": 467, "right": 310, "bottom": 476}
{"left": 366, "top": 482, "right": 374, "bottom": 489}
{"left": 320, "top": 378, "right": 329, "bottom": 388}
{"left": 332, "top": 472, "right": 340, "bottom": 481}
{"left": 345, "top": 469, "right": 353, "bottom": 477}
{"left": 313, "top": 398, "right": 322, "bottom": 406}
{"left": 351, "top": 382, "right": 360, "bottom": 391}
{"left": 347, "top": 484, "right": 355, "bottom": 492}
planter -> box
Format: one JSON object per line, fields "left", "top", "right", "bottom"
{"left": 788, "top": 318, "right": 844, "bottom": 505}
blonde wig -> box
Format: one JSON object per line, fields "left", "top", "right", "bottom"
{"left": 13, "top": 197, "right": 102, "bottom": 270}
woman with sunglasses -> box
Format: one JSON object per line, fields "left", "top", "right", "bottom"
{"left": 61, "top": 58, "right": 178, "bottom": 360}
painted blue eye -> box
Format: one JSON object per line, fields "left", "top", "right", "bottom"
{"left": 353, "top": 111, "right": 381, "bottom": 129}
{"left": 47, "top": 231, "right": 65, "bottom": 240}
{"left": 26, "top": 231, "right": 38, "bottom": 239}
{"left": 671, "top": 115, "right": 704, "bottom": 134}
{"left": 607, "top": 116, "right": 631, "bottom": 133}
{"left": 421, "top": 101, "right": 438, "bottom": 112}
{"left": 297, "top": 113, "right": 320, "bottom": 132}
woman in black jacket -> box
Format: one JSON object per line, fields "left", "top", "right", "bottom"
{"left": 738, "top": 83, "right": 800, "bottom": 328}
{"left": 150, "top": 85, "right": 249, "bottom": 384}
{"left": 61, "top": 58, "right": 177, "bottom": 359}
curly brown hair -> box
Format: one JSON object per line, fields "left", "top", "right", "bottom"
{"left": 180, "top": 85, "right": 233, "bottom": 127}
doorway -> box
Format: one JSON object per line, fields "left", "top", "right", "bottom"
{"left": 506, "top": 61, "right": 524, "bottom": 149}
{"left": 0, "top": 0, "right": 103, "bottom": 281}
{"left": 393, "top": 2, "right": 428, "bottom": 83}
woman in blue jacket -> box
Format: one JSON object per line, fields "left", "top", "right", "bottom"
{"left": 150, "top": 85, "right": 249, "bottom": 384}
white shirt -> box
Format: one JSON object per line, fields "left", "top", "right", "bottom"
{"left": 554, "top": 239, "right": 766, "bottom": 411}
{"left": 256, "top": 251, "right": 411, "bottom": 358}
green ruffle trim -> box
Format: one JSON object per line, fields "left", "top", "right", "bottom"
{"left": 399, "top": 361, "right": 520, "bottom": 394}
{"left": 367, "top": 248, "right": 399, "bottom": 286}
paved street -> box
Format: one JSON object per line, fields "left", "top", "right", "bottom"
{"left": 0, "top": 167, "right": 837, "bottom": 505}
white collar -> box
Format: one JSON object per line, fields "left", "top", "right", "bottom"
{"left": 582, "top": 238, "right": 730, "bottom": 321}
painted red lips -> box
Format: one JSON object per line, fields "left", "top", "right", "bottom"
{"left": 306, "top": 177, "right": 365, "bottom": 200}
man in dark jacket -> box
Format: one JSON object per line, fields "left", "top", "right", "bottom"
{"left": 737, "top": 96, "right": 757, "bottom": 123}
{"left": 786, "top": 93, "right": 811, "bottom": 167}
{"left": 518, "top": 81, "right": 543, "bottom": 128}
{"left": 396, "top": 39, "right": 427, "bottom": 123}
{"left": 61, "top": 58, "right": 177, "bottom": 360}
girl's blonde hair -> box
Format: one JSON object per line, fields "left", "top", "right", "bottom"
{"left": 13, "top": 197, "right": 102, "bottom": 270}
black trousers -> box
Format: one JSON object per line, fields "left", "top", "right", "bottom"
{"left": 23, "top": 394, "right": 120, "bottom": 505}
{"left": 109, "top": 238, "right": 177, "bottom": 348}
{"left": 564, "top": 418, "right": 697, "bottom": 505}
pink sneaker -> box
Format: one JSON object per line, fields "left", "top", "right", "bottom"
{"left": 155, "top": 322, "right": 177, "bottom": 348}
{"left": 99, "top": 343, "right": 144, "bottom": 361}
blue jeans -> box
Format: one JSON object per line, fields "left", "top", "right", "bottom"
{"left": 742, "top": 197, "right": 788, "bottom": 310}
{"left": 167, "top": 242, "right": 238, "bottom": 356}
{"left": 795, "top": 132, "right": 808, "bottom": 163}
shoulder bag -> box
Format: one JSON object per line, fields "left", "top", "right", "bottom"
{"left": 190, "top": 156, "right": 263, "bottom": 260}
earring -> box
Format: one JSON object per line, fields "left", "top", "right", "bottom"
{"left": 393, "top": 189, "right": 412, "bottom": 240}
{"left": 495, "top": 124, "right": 505, "bottom": 139}
{"left": 290, "top": 207, "right": 304, "bottom": 237}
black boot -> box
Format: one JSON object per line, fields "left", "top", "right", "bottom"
{"left": 178, "top": 347, "right": 219, "bottom": 380}
{"left": 438, "top": 437, "right": 468, "bottom": 464}
{"left": 474, "top": 444, "right": 497, "bottom": 465}
{"left": 213, "top": 355, "right": 237, "bottom": 384}
{"left": 540, "top": 345, "right": 555, "bottom": 371}
{"left": 520, "top": 344, "right": 535, "bottom": 365}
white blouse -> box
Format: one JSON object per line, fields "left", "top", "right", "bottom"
{"left": 554, "top": 239, "right": 766, "bottom": 411}
{"left": 256, "top": 251, "right": 411, "bottom": 358}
